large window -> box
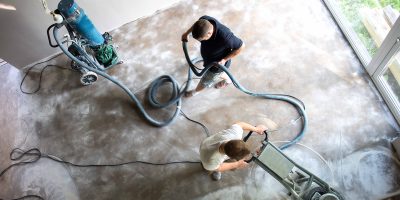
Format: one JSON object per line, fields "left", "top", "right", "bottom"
{"left": 324, "top": 0, "right": 400, "bottom": 123}
{"left": 338, "top": 0, "right": 399, "bottom": 55}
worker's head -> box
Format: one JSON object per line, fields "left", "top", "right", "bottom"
{"left": 223, "top": 140, "right": 251, "bottom": 160}
{"left": 192, "top": 19, "right": 214, "bottom": 41}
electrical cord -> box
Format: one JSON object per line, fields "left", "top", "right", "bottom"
{"left": 0, "top": 194, "right": 44, "bottom": 200}
{"left": 0, "top": 148, "right": 200, "bottom": 180}
{"left": 0, "top": 97, "right": 208, "bottom": 200}
{"left": 19, "top": 53, "right": 69, "bottom": 94}
{"left": 0, "top": 106, "right": 209, "bottom": 200}
{"left": 0, "top": 148, "right": 201, "bottom": 200}
{"left": 0, "top": 148, "right": 201, "bottom": 175}
{"left": 20, "top": 64, "right": 75, "bottom": 94}
{"left": 180, "top": 109, "right": 210, "bottom": 137}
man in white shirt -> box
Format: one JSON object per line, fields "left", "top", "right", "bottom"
{"left": 200, "top": 122, "right": 267, "bottom": 180}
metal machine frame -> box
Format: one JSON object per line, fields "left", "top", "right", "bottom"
{"left": 244, "top": 131, "right": 344, "bottom": 200}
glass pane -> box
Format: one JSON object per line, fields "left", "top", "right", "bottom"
{"left": 382, "top": 49, "right": 400, "bottom": 102}
{"left": 335, "top": 0, "right": 400, "bottom": 56}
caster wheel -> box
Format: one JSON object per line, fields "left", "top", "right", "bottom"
{"left": 320, "top": 193, "right": 340, "bottom": 200}
{"left": 117, "top": 60, "right": 124, "bottom": 64}
{"left": 303, "top": 187, "right": 342, "bottom": 200}
{"left": 80, "top": 71, "right": 98, "bottom": 86}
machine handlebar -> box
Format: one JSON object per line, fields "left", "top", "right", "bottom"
{"left": 47, "top": 24, "right": 59, "bottom": 48}
{"left": 244, "top": 130, "right": 269, "bottom": 163}
{"left": 243, "top": 130, "right": 269, "bottom": 142}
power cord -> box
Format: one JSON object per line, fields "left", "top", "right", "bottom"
{"left": 180, "top": 109, "right": 210, "bottom": 137}
{"left": 0, "top": 109, "right": 210, "bottom": 179}
{"left": 20, "top": 54, "right": 74, "bottom": 94}
{"left": 0, "top": 107, "right": 209, "bottom": 200}
{"left": 0, "top": 148, "right": 201, "bottom": 200}
{"left": 20, "top": 64, "right": 75, "bottom": 94}
{"left": 0, "top": 148, "right": 201, "bottom": 178}
{"left": 0, "top": 194, "right": 44, "bottom": 200}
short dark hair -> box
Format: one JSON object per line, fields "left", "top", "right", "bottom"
{"left": 224, "top": 140, "right": 250, "bottom": 160}
{"left": 192, "top": 19, "right": 213, "bottom": 39}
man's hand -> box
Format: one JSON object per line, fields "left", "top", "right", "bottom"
{"left": 181, "top": 33, "right": 189, "bottom": 42}
{"left": 217, "top": 159, "right": 249, "bottom": 172}
{"left": 236, "top": 160, "right": 249, "bottom": 169}
{"left": 255, "top": 125, "right": 267, "bottom": 135}
{"left": 218, "top": 58, "right": 227, "bottom": 66}
{"left": 256, "top": 147, "right": 262, "bottom": 156}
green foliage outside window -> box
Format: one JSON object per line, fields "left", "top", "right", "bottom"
{"left": 337, "top": 0, "right": 400, "bottom": 55}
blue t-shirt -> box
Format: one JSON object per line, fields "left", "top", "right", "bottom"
{"left": 199, "top": 15, "right": 243, "bottom": 73}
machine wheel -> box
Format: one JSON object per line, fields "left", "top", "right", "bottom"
{"left": 322, "top": 188, "right": 344, "bottom": 200}
{"left": 303, "top": 186, "right": 341, "bottom": 200}
{"left": 80, "top": 71, "right": 98, "bottom": 86}
{"left": 303, "top": 186, "right": 326, "bottom": 200}
{"left": 320, "top": 193, "right": 341, "bottom": 200}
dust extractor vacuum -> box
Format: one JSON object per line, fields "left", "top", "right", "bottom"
{"left": 45, "top": 0, "right": 122, "bottom": 86}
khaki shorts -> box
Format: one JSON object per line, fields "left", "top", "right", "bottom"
{"left": 199, "top": 60, "right": 232, "bottom": 88}
{"left": 199, "top": 70, "right": 223, "bottom": 88}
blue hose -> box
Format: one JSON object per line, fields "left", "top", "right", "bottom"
{"left": 182, "top": 42, "right": 307, "bottom": 150}
{"left": 53, "top": 23, "right": 307, "bottom": 149}
{"left": 53, "top": 24, "right": 192, "bottom": 127}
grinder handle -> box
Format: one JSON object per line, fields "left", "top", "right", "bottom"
{"left": 243, "top": 131, "right": 253, "bottom": 163}
{"left": 243, "top": 130, "right": 269, "bottom": 163}
{"left": 243, "top": 131, "right": 253, "bottom": 142}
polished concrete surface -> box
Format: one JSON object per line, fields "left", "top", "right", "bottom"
{"left": 1, "top": 0, "right": 400, "bottom": 199}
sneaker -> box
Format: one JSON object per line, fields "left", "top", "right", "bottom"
{"left": 211, "top": 171, "right": 222, "bottom": 181}
{"left": 214, "top": 80, "right": 229, "bottom": 89}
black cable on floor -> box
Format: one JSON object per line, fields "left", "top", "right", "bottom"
{"left": 20, "top": 64, "right": 75, "bottom": 94}
{"left": 0, "top": 148, "right": 201, "bottom": 199}
{"left": 180, "top": 109, "right": 210, "bottom": 137}
{"left": 19, "top": 54, "right": 71, "bottom": 95}
{"left": 0, "top": 148, "right": 200, "bottom": 177}
{"left": 0, "top": 194, "right": 44, "bottom": 200}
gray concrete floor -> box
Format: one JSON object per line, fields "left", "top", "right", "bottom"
{"left": 1, "top": 0, "right": 400, "bottom": 199}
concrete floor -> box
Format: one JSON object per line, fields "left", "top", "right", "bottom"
{"left": 1, "top": 0, "right": 400, "bottom": 199}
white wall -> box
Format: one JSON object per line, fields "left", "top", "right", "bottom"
{"left": 0, "top": 0, "right": 180, "bottom": 69}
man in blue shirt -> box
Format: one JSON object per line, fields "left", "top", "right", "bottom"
{"left": 182, "top": 15, "right": 245, "bottom": 97}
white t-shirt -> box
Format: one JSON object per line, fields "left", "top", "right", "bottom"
{"left": 199, "top": 124, "right": 243, "bottom": 171}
